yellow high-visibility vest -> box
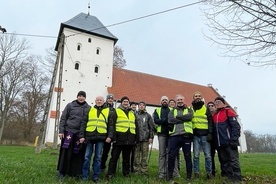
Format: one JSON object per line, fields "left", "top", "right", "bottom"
{"left": 192, "top": 105, "right": 208, "bottom": 130}
{"left": 116, "top": 108, "right": 136, "bottom": 134}
{"left": 169, "top": 108, "right": 193, "bottom": 135}
{"left": 86, "top": 107, "right": 109, "bottom": 133}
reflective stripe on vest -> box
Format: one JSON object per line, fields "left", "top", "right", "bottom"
{"left": 192, "top": 105, "right": 208, "bottom": 129}
{"left": 169, "top": 108, "right": 193, "bottom": 135}
{"left": 116, "top": 108, "right": 136, "bottom": 134}
{"left": 86, "top": 108, "right": 109, "bottom": 133}
{"left": 156, "top": 108, "right": 162, "bottom": 133}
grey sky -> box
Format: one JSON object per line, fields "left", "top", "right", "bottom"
{"left": 1, "top": 0, "right": 275, "bottom": 134}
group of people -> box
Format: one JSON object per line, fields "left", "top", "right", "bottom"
{"left": 57, "top": 90, "right": 242, "bottom": 183}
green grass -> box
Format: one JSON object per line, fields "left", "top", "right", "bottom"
{"left": 0, "top": 146, "right": 276, "bottom": 183}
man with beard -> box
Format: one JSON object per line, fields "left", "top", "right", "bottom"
{"left": 153, "top": 96, "right": 170, "bottom": 180}
{"left": 191, "top": 92, "right": 213, "bottom": 179}
{"left": 106, "top": 96, "right": 138, "bottom": 180}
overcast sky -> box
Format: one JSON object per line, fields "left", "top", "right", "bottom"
{"left": 1, "top": 0, "right": 275, "bottom": 135}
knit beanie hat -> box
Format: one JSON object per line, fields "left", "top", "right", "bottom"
{"left": 106, "top": 94, "right": 114, "bottom": 100}
{"left": 77, "top": 91, "right": 86, "bottom": 98}
{"left": 160, "top": 96, "right": 169, "bottom": 103}
{"left": 214, "top": 97, "right": 225, "bottom": 104}
{"left": 121, "top": 96, "right": 130, "bottom": 102}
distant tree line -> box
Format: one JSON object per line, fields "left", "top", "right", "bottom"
{"left": 244, "top": 130, "right": 276, "bottom": 153}
{"left": 0, "top": 34, "right": 126, "bottom": 145}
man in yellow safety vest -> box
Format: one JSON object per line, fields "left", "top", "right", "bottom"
{"left": 106, "top": 96, "right": 138, "bottom": 180}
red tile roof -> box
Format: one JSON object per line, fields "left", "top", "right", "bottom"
{"left": 108, "top": 68, "right": 222, "bottom": 106}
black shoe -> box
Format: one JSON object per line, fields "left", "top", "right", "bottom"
{"left": 58, "top": 172, "right": 64, "bottom": 180}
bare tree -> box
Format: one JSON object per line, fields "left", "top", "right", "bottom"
{"left": 0, "top": 34, "right": 30, "bottom": 141}
{"left": 0, "top": 61, "right": 28, "bottom": 141}
{"left": 11, "top": 56, "right": 49, "bottom": 141}
{"left": 202, "top": 0, "right": 276, "bottom": 67}
{"left": 42, "top": 47, "right": 57, "bottom": 73}
{"left": 113, "top": 45, "right": 126, "bottom": 68}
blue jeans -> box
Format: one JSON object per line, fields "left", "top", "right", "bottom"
{"left": 193, "top": 135, "right": 212, "bottom": 174}
{"left": 82, "top": 141, "right": 104, "bottom": 181}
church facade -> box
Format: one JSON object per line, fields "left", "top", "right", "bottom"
{"left": 45, "top": 13, "right": 247, "bottom": 152}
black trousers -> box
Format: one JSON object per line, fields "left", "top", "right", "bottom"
{"left": 101, "top": 142, "right": 112, "bottom": 169}
{"left": 107, "top": 144, "right": 133, "bottom": 176}
{"left": 210, "top": 141, "right": 216, "bottom": 175}
{"left": 217, "top": 146, "right": 242, "bottom": 181}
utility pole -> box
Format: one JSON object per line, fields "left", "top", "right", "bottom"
{"left": 52, "top": 34, "right": 65, "bottom": 149}
{"left": 35, "top": 34, "right": 65, "bottom": 153}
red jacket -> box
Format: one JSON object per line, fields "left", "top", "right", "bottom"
{"left": 212, "top": 107, "right": 240, "bottom": 147}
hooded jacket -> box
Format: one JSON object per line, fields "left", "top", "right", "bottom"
{"left": 59, "top": 100, "right": 90, "bottom": 138}
{"left": 136, "top": 109, "right": 154, "bottom": 142}
{"left": 212, "top": 107, "right": 240, "bottom": 147}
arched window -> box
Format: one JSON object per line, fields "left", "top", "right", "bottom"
{"left": 75, "top": 62, "right": 80, "bottom": 70}
{"left": 96, "top": 48, "right": 101, "bottom": 55}
{"left": 77, "top": 44, "right": 81, "bottom": 51}
{"left": 88, "top": 38, "right": 92, "bottom": 43}
{"left": 94, "top": 65, "right": 99, "bottom": 73}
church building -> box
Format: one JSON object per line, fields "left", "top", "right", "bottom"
{"left": 45, "top": 13, "right": 247, "bottom": 152}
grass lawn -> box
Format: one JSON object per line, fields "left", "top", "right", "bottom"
{"left": 0, "top": 146, "right": 276, "bottom": 183}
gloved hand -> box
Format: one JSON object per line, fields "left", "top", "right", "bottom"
{"left": 207, "top": 134, "right": 213, "bottom": 142}
{"left": 168, "top": 124, "right": 174, "bottom": 132}
{"left": 230, "top": 140, "right": 239, "bottom": 149}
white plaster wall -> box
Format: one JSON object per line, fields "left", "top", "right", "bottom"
{"left": 45, "top": 28, "right": 114, "bottom": 143}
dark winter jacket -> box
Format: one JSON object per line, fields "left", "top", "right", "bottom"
{"left": 59, "top": 100, "right": 90, "bottom": 138}
{"left": 113, "top": 106, "right": 138, "bottom": 145}
{"left": 136, "top": 110, "right": 154, "bottom": 142}
{"left": 83, "top": 105, "right": 115, "bottom": 142}
{"left": 153, "top": 105, "right": 170, "bottom": 136}
{"left": 104, "top": 102, "right": 115, "bottom": 112}
{"left": 212, "top": 107, "right": 241, "bottom": 147}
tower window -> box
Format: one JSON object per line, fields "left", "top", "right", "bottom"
{"left": 94, "top": 66, "right": 99, "bottom": 73}
{"left": 88, "top": 38, "right": 92, "bottom": 43}
{"left": 96, "top": 48, "right": 101, "bottom": 55}
{"left": 75, "top": 62, "right": 80, "bottom": 70}
{"left": 77, "top": 44, "right": 81, "bottom": 51}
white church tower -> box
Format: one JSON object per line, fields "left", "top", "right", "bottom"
{"left": 44, "top": 13, "right": 118, "bottom": 145}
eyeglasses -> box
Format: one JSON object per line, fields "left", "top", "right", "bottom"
{"left": 208, "top": 105, "right": 214, "bottom": 107}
